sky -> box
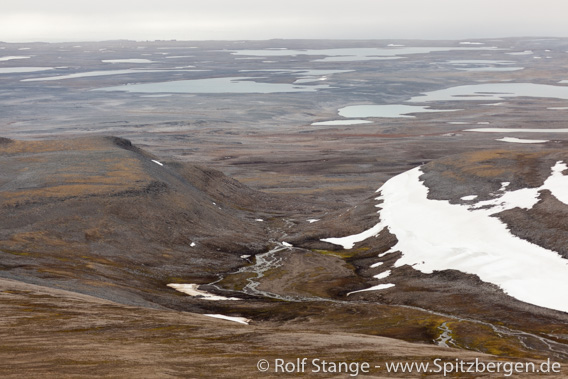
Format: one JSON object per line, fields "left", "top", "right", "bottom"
{"left": 1, "top": 0, "right": 568, "bottom": 42}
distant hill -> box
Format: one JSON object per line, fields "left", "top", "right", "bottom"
{"left": 0, "top": 136, "right": 284, "bottom": 309}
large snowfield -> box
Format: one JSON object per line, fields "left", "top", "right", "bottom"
{"left": 323, "top": 162, "right": 568, "bottom": 313}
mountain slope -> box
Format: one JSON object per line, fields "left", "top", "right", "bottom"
{"left": 2, "top": 137, "right": 568, "bottom": 368}
{"left": 0, "top": 136, "right": 276, "bottom": 308}
{"left": 2, "top": 277, "right": 514, "bottom": 379}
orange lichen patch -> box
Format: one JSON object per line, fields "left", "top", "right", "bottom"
{"left": 36, "top": 267, "right": 77, "bottom": 278}
{"left": 431, "top": 149, "right": 560, "bottom": 182}
{"left": 3, "top": 184, "right": 124, "bottom": 201}
{"left": 0, "top": 139, "right": 104, "bottom": 155}
{"left": 435, "top": 151, "right": 510, "bottom": 178}
{"left": 38, "top": 158, "right": 150, "bottom": 187}
{"left": 1, "top": 234, "right": 88, "bottom": 258}
{"left": 454, "top": 150, "right": 552, "bottom": 168}
{"left": 460, "top": 149, "right": 511, "bottom": 163}
{"left": 0, "top": 232, "right": 87, "bottom": 258}
{"left": 462, "top": 165, "right": 508, "bottom": 178}
{"left": 106, "top": 159, "right": 151, "bottom": 183}
{"left": 10, "top": 231, "right": 70, "bottom": 247}
{"left": 1, "top": 146, "right": 152, "bottom": 206}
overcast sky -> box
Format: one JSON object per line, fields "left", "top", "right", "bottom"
{"left": 2, "top": 0, "right": 568, "bottom": 42}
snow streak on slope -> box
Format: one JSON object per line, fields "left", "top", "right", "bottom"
{"left": 204, "top": 314, "right": 250, "bottom": 325}
{"left": 322, "top": 162, "right": 568, "bottom": 313}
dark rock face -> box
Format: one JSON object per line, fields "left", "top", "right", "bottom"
{"left": 499, "top": 190, "right": 568, "bottom": 259}
{"left": 420, "top": 150, "right": 566, "bottom": 203}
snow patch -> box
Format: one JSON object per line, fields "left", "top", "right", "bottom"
{"left": 507, "top": 50, "right": 533, "bottom": 56}
{"left": 321, "top": 220, "right": 385, "bottom": 250}
{"left": 204, "top": 314, "right": 250, "bottom": 325}
{"left": 497, "top": 137, "right": 548, "bottom": 144}
{"left": 460, "top": 195, "right": 478, "bottom": 201}
{"left": 466, "top": 128, "right": 568, "bottom": 133}
{"left": 542, "top": 162, "right": 568, "bottom": 205}
{"left": 374, "top": 270, "right": 391, "bottom": 280}
{"left": 312, "top": 120, "right": 372, "bottom": 126}
{"left": 151, "top": 159, "right": 163, "bottom": 166}
{"left": 347, "top": 284, "right": 395, "bottom": 296}
{"left": 167, "top": 283, "right": 240, "bottom": 301}
{"left": 0, "top": 56, "right": 30, "bottom": 61}
{"left": 102, "top": 59, "right": 154, "bottom": 64}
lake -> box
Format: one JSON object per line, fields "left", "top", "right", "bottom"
{"left": 338, "top": 104, "right": 458, "bottom": 118}
{"left": 229, "top": 46, "right": 497, "bottom": 62}
{"left": 94, "top": 76, "right": 332, "bottom": 94}
{"left": 409, "top": 83, "right": 568, "bottom": 102}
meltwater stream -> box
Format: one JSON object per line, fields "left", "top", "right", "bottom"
{"left": 435, "top": 322, "right": 455, "bottom": 348}
{"left": 210, "top": 241, "right": 347, "bottom": 303}
{"left": 237, "top": 243, "right": 293, "bottom": 300}
{"left": 171, "top": 243, "right": 568, "bottom": 359}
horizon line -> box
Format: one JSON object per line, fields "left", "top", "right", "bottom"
{"left": 1, "top": 35, "right": 566, "bottom": 45}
